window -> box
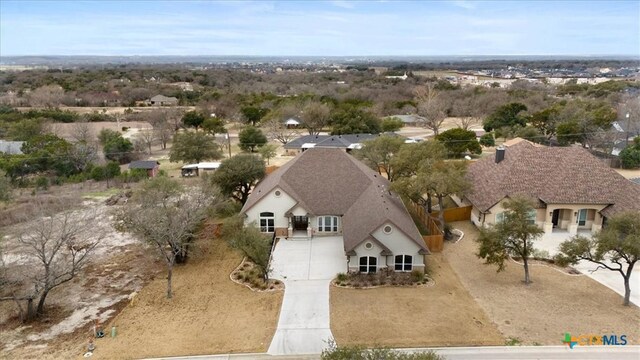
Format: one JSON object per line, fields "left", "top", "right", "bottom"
{"left": 364, "top": 242, "right": 373, "bottom": 250}
{"left": 259, "top": 212, "right": 274, "bottom": 233}
{"left": 274, "top": 190, "right": 281, "bottom": 197}
{"left": 527, "top": 210, "right": 536, "bottom": 225}
{"left": 359, "top": 256, "right": 377, "bottom": 273}
{"left": 383, "top": 225, "right": 393, "bottom": 234}
{"left": 317, "top": 216, "right": 339, "bottom": 232}
{"left": 394, "top": 255, "right": 413, "bottom": 272}
{"left": 577, "top": 209, "right": 587, "bottom": 226}
{"left": 496, "top": 212, "right": 505, "bottom": 223}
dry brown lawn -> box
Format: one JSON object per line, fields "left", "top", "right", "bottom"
{"left": 445, "top": 221, "right": 640, "bottom": 345}
{"left": 330, "top": 254, "right": 504, "bottom": 347}
{"left": 88, "top": 238, "right": 283, "bottom": 360}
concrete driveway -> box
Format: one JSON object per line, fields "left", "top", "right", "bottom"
{"left": 268, "top": 236, "right": 347, "bottom": 355}
{"left": 537, "top": 231, "right": 640, "bottom": 306}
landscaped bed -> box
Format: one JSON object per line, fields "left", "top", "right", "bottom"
{"left": 230, "top": 258, "right": 284, "bottom": 291}
{"left": 333, "top": 268, "right": 430, "bottom": 288}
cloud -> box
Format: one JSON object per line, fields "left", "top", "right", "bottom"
{"left": 330, "top": 0, "right": 355, "bottom": 9}
{"left": 449, "top": 0, "right": 476, "bottom": 10}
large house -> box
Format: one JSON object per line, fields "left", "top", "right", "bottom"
{"left": 241, "top": 148, "right": 429, "bottom": 273}
{"left": 455, "top": 140, "right": 640, "bottom": 235}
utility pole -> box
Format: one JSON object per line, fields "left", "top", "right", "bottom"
{"left": 625, "top": 112, "right": 631, "bottom": 147}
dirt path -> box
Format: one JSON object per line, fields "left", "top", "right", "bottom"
{"left": 444, "top": 221, "right": 640, "bottom": 345}
{"left": 330, "top": 254, "right": 504, "bottom": 347}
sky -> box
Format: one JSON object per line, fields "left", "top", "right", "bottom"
{"left": 1, "top": 0, "right": 639, "bottom": 57}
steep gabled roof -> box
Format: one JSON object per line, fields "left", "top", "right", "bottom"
{"left": 241, "top": 148, "right": 428, "bottom": 253}
{"left": 465, "top": 141, "right": 640, "bottom": 217}
{"left": 283, "top": 133, "right": 395, "bottom": 149}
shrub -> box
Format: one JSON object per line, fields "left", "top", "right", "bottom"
{"left": 411, "top": 270, "right": 425, "bottom": 283}
{"left": 336, "top": 273, "right": 348, "bottom": 282}
{"left": 479, "top": 133, "right": 495, "bottom": 147}
{"left": 321, "top": 342, "right": 444, "bottom": 360}
{"left": 35, "top": 176, "right": 49, "bottom": 190}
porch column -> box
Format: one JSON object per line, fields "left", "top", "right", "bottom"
{"left": 287, "top": 216, "right": 293, "bottom": 238}
{"left": 543, "top": 222, "right": 553, "bottom": 234}
{"left": 568, "top": 224, "right": 578, "bottom": 235}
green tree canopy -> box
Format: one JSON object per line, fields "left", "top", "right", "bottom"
{"left": 257, "top": 143, "right": 278, "bottom": 165}
{"left": 354, "top": 135, "right": 405, "bottom": 181}
{"left": 380, "top": 117, "right": 404, "bottom": 132}
{"left": 483, "top": 102, "right": 528, "bottom": 132}
{"left": 475, "top": 196, "right": 544, "bottom": 285}
{"left": 239, "top": 126, "right": 268, "bottom": 152}
{"left": 182, "top": 111, "right": 206, "bottom": 129}
{"left": 435, "top": 128, "right": 481, "bottom": 158}
{"left": 479, "top": 133, "right": 496, "bottom": 147}
{"left": 330, "top": 106, "right": 381, "bottom": 135}
{"left": 202, "top": 117, "right": 226, "bottom": 136}
{"left": 210, "top": 154, "right": 265, "bottom": 204}
{"left": 556, "top": 211, "right": 640, "bottom": 306}
{"left": 241, "top": 106, "right": 269, "bottom": 126}
{"left": 169, "top": 131, "right": 222, "bottom": 164}
{"left": 618, "top": 137, "right": 640, "bottom": 169}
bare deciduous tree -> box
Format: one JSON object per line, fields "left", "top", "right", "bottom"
{"left": 415, "top": 84, "right": 447, "bottom": 135}
{"left": 134, "top": 129, "right": 155, "bottom": 155}
{"left": 27, "top": 85, "right": 66, "bottom": 108}
{"left": 300, "top": 101, "right": 331, "bottom": 136}
{"left": 4, "top": 203, "right": 105, "bottom": 320}
{"left": 116, "top": 177, "right": 219, "bottom": 299}
{"left": 71, "top": 122, "right": 93, "bottom": 144}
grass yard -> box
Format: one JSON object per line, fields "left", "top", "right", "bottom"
{"left": 444, "top": 221, "right": 640, "bottom": 345}
{"left": 330, "top": 254, "right": 504, "bottom": 347}
{"left": 90, "top": 237, "right": 283, "bottom": 360}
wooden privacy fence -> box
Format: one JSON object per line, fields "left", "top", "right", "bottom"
{"left": 409, "top": 202, "right": 444, "bottom": 253}
{"left": 409, "top": 203, "right": 473, "bottom": 253}
{"left": 432, "top": 206, "right": 473, "bottom": 223}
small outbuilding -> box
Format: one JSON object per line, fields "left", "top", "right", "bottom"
{"left": 181, "top": 162, "right": 221, "bottom": 177}
{"left": 129, "top": 160, "right": 160, "bottom": 177}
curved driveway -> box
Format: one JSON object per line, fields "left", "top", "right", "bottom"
{"left": 267, "top": 236, "right": 347, "bottom": 355}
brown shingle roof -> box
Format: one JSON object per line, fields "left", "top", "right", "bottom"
{"left": 241, "top": 148, "right": 428, "bottom": 253}
{"left": 465, "top": 141, "right": 640, "bottom": 217}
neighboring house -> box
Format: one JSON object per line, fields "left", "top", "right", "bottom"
{"left": 455, "top": 140, "right": 640, "bottom": 235}
{"left": 631, "top": 178, "right": 640, "bottom": 186}
{"left": 283, "top": 118, "right": 300, "bottom": 129}
{"left": 181, "top": 162, "right": 220, "bottom": 177}
{"left": 146, "top": 95, "right": 178, "bottom": 106}
{"left": 384, "top": 114, "right": 425, "bottom": 127}
{"left": 0, "top": 140, "right": 24, "bottom": 154}
{"left": 241, "top": 148, "right": 429, "bottom": 273}
{"left": 128, "top": 160, "right": 160, "bottom": 177}
{"left": 283, "top": 133, "right": 399, "bottom": 154}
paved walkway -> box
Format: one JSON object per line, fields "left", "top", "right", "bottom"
{"left": 267, "top": 236, "right": 347, "bottom": 355}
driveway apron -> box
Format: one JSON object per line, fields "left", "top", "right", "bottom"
{"left": 268, "top": 236, "right": 346, "bottom": 355}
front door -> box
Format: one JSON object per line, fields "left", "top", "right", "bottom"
{"left": 552, "top": 209, "right": 560, "bottom": 227}
{"left": 293, "top": 216, "right": 308, "bottom": 231}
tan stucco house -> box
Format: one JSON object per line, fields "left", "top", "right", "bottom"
{"left": 240, "top": 148, "right": 429, "bottom": 273}
{"left": 455, "top": 140, "right": 640, "bottom": 235}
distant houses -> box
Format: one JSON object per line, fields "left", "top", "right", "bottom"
{"left": 145, "top": 95, "right": 178, "bottom": 106}
{"left": 283, "top": 133, "right": 401, "bottom": 154}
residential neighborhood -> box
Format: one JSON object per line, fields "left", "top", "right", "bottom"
{"left": 1, "top": 1, "right": 640, "bottom": 360}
